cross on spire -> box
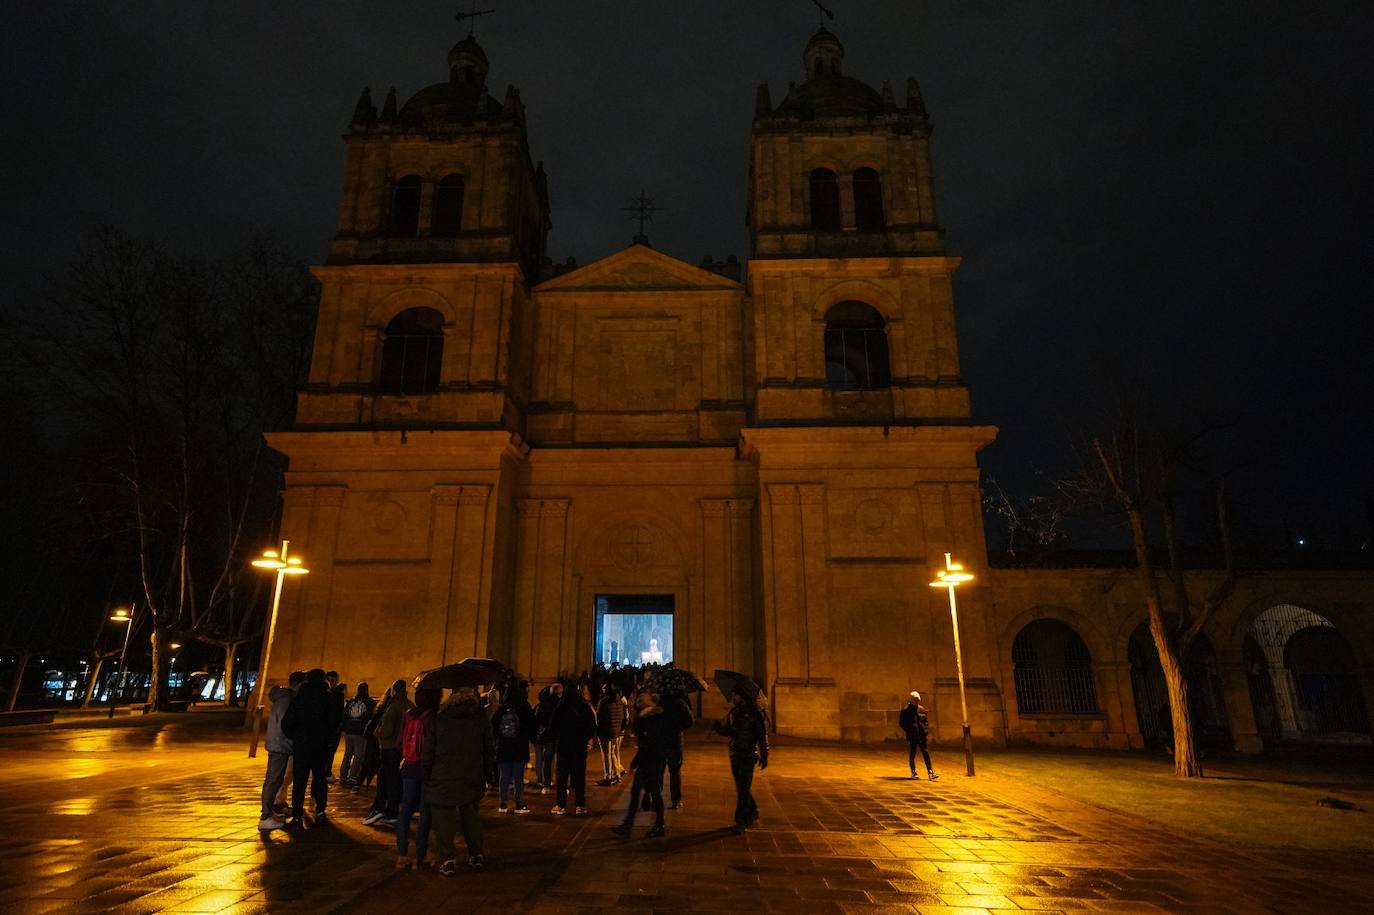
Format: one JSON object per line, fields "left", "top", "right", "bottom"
{"left": 810, "top": 0, "right": 835, "bottom": 26}
{"left": 620, "top": 190, "right": 664, "bottom": 245}
{"left": 456, "top": 2, "right": 496, "bottom": 37}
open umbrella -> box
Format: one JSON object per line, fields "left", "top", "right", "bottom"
{"left": 646, "top": 665, "right": 707, "bottom": 695}
{"left": 412, "top": 659, "right": 507, "bottom": 692}
{"left": 712, "top": 668, "right": 762, "bottom": 700}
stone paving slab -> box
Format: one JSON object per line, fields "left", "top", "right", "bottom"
{"left": 0, "top": 720, "right": 1371, "bottom": 913}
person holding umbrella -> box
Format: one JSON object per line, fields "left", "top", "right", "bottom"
{"left": 711, "top": 670, "right": 769, "bottom": 834}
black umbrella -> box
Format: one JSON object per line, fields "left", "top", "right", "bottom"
{"left": 412, "top": 659, "right": 507, "bottom": 691}
{"left": 646, "top": 666, "right": 707, "bottom": 695}
{"left": 712, "top": 669, "right": 762, "bottom": 700}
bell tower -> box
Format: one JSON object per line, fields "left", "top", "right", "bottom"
{"left": 741, "top": 29, "right": 999, "bottom": 741}
{"left": 294, "top": 30, "right": 549, "bottom": 431}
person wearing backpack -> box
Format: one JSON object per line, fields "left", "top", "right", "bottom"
{"left": 898, "top": 691, "right": 939, "bottom": 781}
{"left": 395, "top": 686, "right": 439, "bottom": 869}
{"left": 492, "top": 685, "right": 535, "bottom": 814}
{"left": 533, "top": 683, "right": 561, "bottom": 794}
{"left": 338, "top": 682, "right": 375, "bottom": 787}
{"left": 549, "top": 683, "right": 597, "bottom": 815}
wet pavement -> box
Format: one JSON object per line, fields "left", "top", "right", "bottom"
{"left": 0, "top": 711, "right": 1370, "bottom": 913}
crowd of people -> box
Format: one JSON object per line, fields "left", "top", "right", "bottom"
{"left": 254, "top": 662, "right": 772, "bottom": 875}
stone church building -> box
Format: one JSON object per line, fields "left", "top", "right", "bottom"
{"left": 267, "top": 28, "right": 1374, "bottom": 752}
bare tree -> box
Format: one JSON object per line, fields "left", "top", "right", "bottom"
{"left": 1061, "top": 405, "right": 1237, "bottom": 777}
{"left": 26, "top": 227, "right": 315, "bottom": 710}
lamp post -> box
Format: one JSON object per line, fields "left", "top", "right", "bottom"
{"left": 247, "top": 540, "right": 308, "bottom": 757}
{"left": 929, "top": 552, "right": 976, "bottom": 776}
{"left": 108, "top": 606, "right": 137, "bottom": 719}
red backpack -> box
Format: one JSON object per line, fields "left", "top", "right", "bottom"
{"left": 401, "top": 709, "right": 431, "bottom": 765}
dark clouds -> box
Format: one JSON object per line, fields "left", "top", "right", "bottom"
{"left": 3, "top": 1, "right": 1371, "bottom": 541}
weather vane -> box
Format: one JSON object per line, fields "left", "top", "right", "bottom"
{"left": 810, "top": 0, "right": 835, "bottom": 26}
{"left": 620, "top": 190, "right": 664, "bottom": 242}
{"left": 456, "top": 2, "right": 496, "bottom": 37}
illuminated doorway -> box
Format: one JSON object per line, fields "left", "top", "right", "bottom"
{"left": 594, "top": 594, "right": 674, "bottom": 667}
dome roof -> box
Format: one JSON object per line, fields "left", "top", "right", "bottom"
{"left": 397, "top": 81, "right": 503, "bottom": 127}
{"left": 775, "top": 74, "right": 884, "bottom": 118}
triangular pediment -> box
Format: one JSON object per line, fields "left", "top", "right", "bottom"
{"left": 534, "top": 244, "right": 741, "bottom": 292}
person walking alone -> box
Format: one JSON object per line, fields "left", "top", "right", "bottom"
{"left": 340, "top": 682, "right": 375, "bottom": 787}
{"left": 550, "top": 683, "right": 596, "bottom": 815}
{"left": 712, "top": 686, "right": 768, "bottom": 834}
{"left": 257, "top": 670, "right": 305, "bottom": 831}
{"left": 610, "top": 689, "right": 672, "bottom": 839}
{"left": 424, "top": 687, "right": 496, "bottom": 875}
{"left": 282, "top": 668, "right": 343, "bottom": 826}
{"left": 899, "top": 691, "right": 938, "bottom": 780}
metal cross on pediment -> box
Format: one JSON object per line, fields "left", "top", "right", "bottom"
{"left": 620, "top": 190, "right": 664, "bottom": 242}
{"left": 456, "top": 2, "right": 496, "bottom": 36}
{"left": 810, "top": 0, "right": 835, "bottom": 25}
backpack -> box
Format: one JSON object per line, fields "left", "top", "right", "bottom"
{"left": 497, "top": 708, "right": 521, "bottom": 740}
{"left": 401, "top": 712, "right": 427, "bottom": 765}
{"left": 346, "top": 698, "right": 369, "bottom": 721}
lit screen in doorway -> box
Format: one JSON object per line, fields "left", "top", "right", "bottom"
{"left": 595, "top": 594, "right": 674, "bottom": 666}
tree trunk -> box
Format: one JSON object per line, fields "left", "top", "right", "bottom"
{"left": 222, "top": 642, "right": 242, "bottom": 707}
{"left": 1126, "top": 508, "right": 1203, "bottom": 777}
{"left": 81, "top": 655, "right": 107, "bottom": 708}
{"left": 145, "top": 626, "right": 166, "bottom": 712}
{"left": 4, "top": 652, "right": 30, "bottom": 712}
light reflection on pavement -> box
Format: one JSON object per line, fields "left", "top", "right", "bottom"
{"left": 0, "top": 710, "right": 1370, "bottom": 914}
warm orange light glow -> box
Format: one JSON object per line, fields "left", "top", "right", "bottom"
{"left": 109, "top": 608, "right": 132, "bottom": 622}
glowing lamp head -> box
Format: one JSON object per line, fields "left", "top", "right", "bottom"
{"left": 282, "top": 557, "right": 309, "bottom": 575}
{"left": 252, "top": 549, "right": 287, "bottom": 570}
{"left": 109, "top": 608, "right": 132, "bottom": 622}
{"left": 929, "top": 568, "right": 975, "bottom": 588}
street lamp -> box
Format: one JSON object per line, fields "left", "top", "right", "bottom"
{"left": 247, "top": 540, "right": 308, "bottom": 757}
{"left": 108, "top": 606, "right": 137, "bottom": 719}
{"left": 929, "top": 552, "right": 976, "bottom": 776}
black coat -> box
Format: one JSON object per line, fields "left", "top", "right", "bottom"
{"left": 629, "top": 706, "right": 675, "bottom": 767}
{"left": 282, "top": 681, "right": 343, "bottom": 751}
{"left": 550, "top": 695, "right": 597, "bottom": 756}
{"left": 898, "top": 702, "right": 930, "bottom": 743}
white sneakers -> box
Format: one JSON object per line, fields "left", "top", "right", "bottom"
{"left": 257, "top": 817, "right": 284, "bottom": 831}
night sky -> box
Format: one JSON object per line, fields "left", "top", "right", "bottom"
{"left": 3, "top": 1, "right": 1371, "bottom": 546}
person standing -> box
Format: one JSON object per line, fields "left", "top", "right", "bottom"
{"left": 899, "top": 691, "right": 939, "bottom": 780}
{"left": 595, "top": 685, "right": 627, "bottom": 785}
{"left": 339, "top": 682, "right": 375, "bottom": 787}
{"left": 492, "top": 686, "right": 534, "bottom": 814}
{"left": 365, "top": 680, "right": 410, "bottom": 826}
{"left": 610, "top": 690, "right": 672, "bottom": 839}
{"left": 550, "top": 683, "right": 596, "bottom": 815}
{"left": 424, "top": 687, "right": 496, "bottom": 875}
{"left": 533, "top": 683, "right": 562, "bottom": 794}
{"left": 324, "top": 671, "right": 345, "bottom": 782}
{"left": 395, "top": 687, "right": 439, "bottom": 869}
{"left": 712, "top": 686, "right": 768, "bottom": 834}
{"left": 663, "top": 692, "right": 694, "bottom": 808}
{"left": 257, "top": 670, "right": 305, "bottom": 831}
{"left": 282, "top": 668, "right": 343, "bottom": 826}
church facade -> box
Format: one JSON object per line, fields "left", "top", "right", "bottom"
{"left": 267, "top": 29, "right": 1374, "bottom": 752}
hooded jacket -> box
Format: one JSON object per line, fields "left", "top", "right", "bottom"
{"left": 550, "top": 692, "right": 597, "bottom": 755}
{"left": 282, "top": 679, "right": 343, "bottom": 750}
{"left": 422, "top": 696, "right": 496, "bottom": 807}
{"left": 375, "top": 694, "right": 412, "bottom": 749}
{"left": 265, "top": 685, "right": 295, "bottom": 754}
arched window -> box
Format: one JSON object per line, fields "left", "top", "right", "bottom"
{"left": 389, "top": 175, "right": 422, "bottom": 238}
{"left": 379, "top": 307, "right": 444, "bottom": 394}
{"left": 824, "top": 301, "right": 891, "bottom": 389}
{"left": 1012, "top": 619, "right": 1098, "bottom": 715}
{"left": 853, "top": 167, "right": 885, "bottom": 231}
{"left": 809, "top": 168, "right": 841, "bottom": 231}
{"left": 1128, "top": 622, "right": 1231, "bottom": 749}
{"left": 431, "top": 174, "right": 464, "bottom": 237}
